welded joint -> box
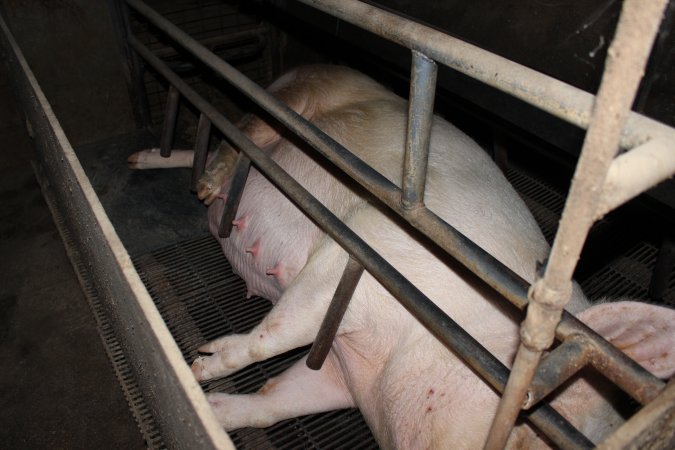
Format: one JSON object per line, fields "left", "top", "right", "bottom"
{"left": 523, "top": 334, "right": 592, "bottom": 409}
{"left": 521, "top": 279, "right": 573, "bottom": 351}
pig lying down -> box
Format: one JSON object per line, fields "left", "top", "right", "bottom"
{"left": 129, "top": 65, "right": 675, "bottom": 449}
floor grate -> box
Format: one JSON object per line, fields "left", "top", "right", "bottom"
{"left": 132, "top": 235, "right": 380, "bottom": 449}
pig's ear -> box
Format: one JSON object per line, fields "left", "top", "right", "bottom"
{"left": 576, "top": 301, "right": 675, "bottom": 379}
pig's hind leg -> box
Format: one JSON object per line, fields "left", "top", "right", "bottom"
{"left": 192, "top": 239, "right": 349, "bottom": 381}
{"left": 206, "top": 354, "right": 354, "bottom": 430}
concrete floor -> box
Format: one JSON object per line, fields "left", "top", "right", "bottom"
{"left": 0, "top": 61, "right": 145, "bottom": 449}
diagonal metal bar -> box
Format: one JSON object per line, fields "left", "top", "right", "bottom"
{"left": 307, "top": 256, "right": 364, "bottom": 370}
{"left": 218, "top": 152, "right": 252, "bottom": 238}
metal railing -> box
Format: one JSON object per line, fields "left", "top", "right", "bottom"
{"left": 125, "top": 0, "right": 675, "bottom": 448}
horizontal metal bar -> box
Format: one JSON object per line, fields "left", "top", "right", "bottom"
{"left": 151, "top": 28, "right": 266, "bottom": 59}
{"left": 298, "top": 0, "right": 675, "bottom": 151}
{"left": 126, "top": 0, "right": 665, "bottom": 413}
{"left": 128, "top": 34, "right": 593, "bottom": 449}
{"left": 596, "top": 139, "right": 675, "bottom": 219}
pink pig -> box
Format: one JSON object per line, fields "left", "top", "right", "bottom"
{"left": 129, "top": 65, "right": 675, "bottom": 449}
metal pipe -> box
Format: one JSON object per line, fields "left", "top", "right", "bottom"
{"left": 191, "top": 113, "right": 211, "bottom": 192}
{"left": 159, "top": 85, "right": 180, "bottom": 157}
{"left": 596, "top": 139, "right": 675, "bottom": 219}
{"left": 523, "top": 335, "right": 591, "bottom": 409}
{"left": 151, "top": 28, "right": 265, "bottom": 59}
{"left": 126, "top": 0, "right": 665, "bottom": 411}
{"left": 297, "top": 0, "right": 675, "bottom": 152}
{"left": 401, "top": 50, "right": 436, "bottom": 210}
{"left": 485, "top": 1, "right": 670, "bottom": 448}
{"left": 306, "top": 257, "right": 364, "bottom": 370}
{"left": 128, "top": 35, "right": 593, "bottom": 449}
{"left": 218, "top": 152, "right": 251, "bottom": 238}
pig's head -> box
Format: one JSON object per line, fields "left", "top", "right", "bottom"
{"left": 547, "top": 301, "right": 675, "bottom": 445}
{"left": 197, "top": 141, "right": 239, "bottom": 205}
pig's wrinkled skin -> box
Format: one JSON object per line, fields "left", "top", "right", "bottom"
{"left": 129, "top": 65, "right": 675, "bottom": 449}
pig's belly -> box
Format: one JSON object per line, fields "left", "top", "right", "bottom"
{"left": 207, "top": 167, "right": 320, "bottom": 303}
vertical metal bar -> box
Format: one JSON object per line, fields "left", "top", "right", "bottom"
{"left": 484, "top": 1, "right": 669, "bottom": 448}
{"left": 191, "top": 113, "right": 211, "bottom": 192}
{"left": 648, "top": 236, "right": 675, "bottom": 302}
{"left": 401, "top": 50, "right": 437, "bottom": 209}
{"left": 159, "top": 85, "right": 180, "bottom": 157}
{"left": 218, "top": 152, "right": 251, "bottom": 238}
{"left": 307, "top": 257, "right": 365, "bottom": 370}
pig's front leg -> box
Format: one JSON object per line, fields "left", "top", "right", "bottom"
{"left": 192, "top": 239, "right": 349, "bottom": 381}
{"left": 206, "top": 354, "right": 354, "bottom": 430}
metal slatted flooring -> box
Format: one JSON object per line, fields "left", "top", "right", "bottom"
{"left": 133, "top": 237, "right": 379, "bottom": 449}
{"left": 76, "top": 164, "right": 670, "bottom": 449}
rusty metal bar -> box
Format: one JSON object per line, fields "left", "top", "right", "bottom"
{"left": 596, "top": 378, "right": 675, "bottom": 450}
{"left": 297, "top": 0, "right": 675, "bottom": 152}
{"left": 159, "top": 84, "right": 180, "bottom": 157}
{"left": 307, "top": 257, "right": 364, "bottom": 370}
{"left": 523, "top": 335, "right": 592, "bottom": 409}
{"left": 191, "top": 113, "right": 211, "bottom": 192}
{"left": 217, "top": 152, "right": 251, "bottom": 238}
{"left": 128, "top": 35, "right": 593, "bottom": 449}
{"left": 401, "top": 50, "right": 436, "bottom": 210}
{"left": 485, "top": 1, "right": 670, "bottom": 448}
{"left": 125, "top": 0, "right": 665, "bottom": 419}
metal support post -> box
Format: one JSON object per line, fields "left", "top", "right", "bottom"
{"left": 218, "top": 152, "right": 251, "bottom": 238}
{"left": 484, "top": 1, "right": 670, "bottom": 448}
{"left": 159, "top": 85, "right": 180, "bottom": 157}
{"left": 401, "top": 50, "right": 436, "bottom": 210}
{"left": 191, "top": 113, "right": 211, "bottom": 192}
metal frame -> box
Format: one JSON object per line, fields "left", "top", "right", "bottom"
{"left": 124, "top": 0, "right": 675, "bottom": 448}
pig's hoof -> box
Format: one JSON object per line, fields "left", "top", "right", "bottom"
{"left": 127, "top": 148, "right": 160, "bottom": 169}
{"left": 191, "top": 356, "right": 213, "bottom": 381}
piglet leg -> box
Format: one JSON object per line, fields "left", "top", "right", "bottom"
{"left": 127, "top": 148, "right": 195, "bottom": 169}
{"left": 206, "top": 354, "right": 354, "bottom": 430}
{"left": 192, "top": 239, "right": 349, "bottom": 381}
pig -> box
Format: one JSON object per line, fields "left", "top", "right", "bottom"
{"left": 128, "top": 65, "right": 675, "bottom": 449}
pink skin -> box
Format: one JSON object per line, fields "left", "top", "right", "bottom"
{"left": 131, "top": 65, "right": 675, "bottom": 448}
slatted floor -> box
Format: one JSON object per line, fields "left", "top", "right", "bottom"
{"left": 94, "top": 165, "right": 673, "bottom": 449}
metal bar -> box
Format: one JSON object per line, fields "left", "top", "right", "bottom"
{"left": 307, "top": 257, "right": 364, "bottom": 370}
{"left": 152, "top": 28, "right": 265, "bottom": 59}
{"left": 126, "top": 0, "right": 665, "bottom": 414}
{"left": 128, "top": 35, "right": 593, "bottom": 449}
{"left": 191, "top": 113, "right": 211, "bottom": 192}
{"left": 523, "top": 336, "right": 591, "bottom": 409}
{"left": 485, "top": 1, "right": 670, "bottom": 448}
{"left": 218, "top": 152, "right": 251, "bottom": 238}
{"left": 596, "top": 378, "right": 675, "bottom": 450}
{"left": 596, "top": 139, "right": 675, "bottom": 220}
{"left": 401, "top": 50, "right": 436, "bottom": 209}
{"left": 648, "top": 237, "right": 675, "bottom": 302}
{"left": 159, "top": 84, "right": 180, "bottom": 157}
{"left": 296, "top": 0, "right": 675, "bottom": 151}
